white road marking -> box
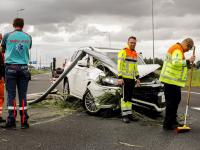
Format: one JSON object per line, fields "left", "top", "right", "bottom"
{"left": 182, "top": 91, "right": 200, "bottom": 95}
{"left": 191, "top": 107, "right": 200, "bottom": 111}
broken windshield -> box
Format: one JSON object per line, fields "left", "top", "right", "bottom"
{"left": 101, "top": 52, "right": 145, "bottom": 65}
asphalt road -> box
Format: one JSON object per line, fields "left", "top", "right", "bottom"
{"left": 0, "top": 73, "right": 200, "bottom": 150}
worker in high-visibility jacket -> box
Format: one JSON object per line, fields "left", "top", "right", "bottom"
{"left": 118, "top": 36, "right": 140, "bottom": 123}
{"left": 159, "top": 38, "right": 195, "bottom": 130}
{"left": 0, "top": 33, "right": 6, "bottom": 123}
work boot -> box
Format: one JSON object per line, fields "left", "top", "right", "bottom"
{"left": 128, "top": 115, "right": 139, "bottom": 122}
{"left": 173, "top": 120, "right": 184, "bottom": 126}
{"left": 163, "top": 125, "right": 179, "bottom": 130}
{"left": 0, "top": 122, "right": 16, "bottom": 130}
{"left": 0, "top": 117, "right": 6, "bottom": 123}
{"left": 21, "top": 122, "right": 29, "bottom": 129}
{"left": 122, "top": 116, "right": 130, "bottom": 123}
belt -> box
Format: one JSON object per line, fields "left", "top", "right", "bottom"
{"left": 6, "top": 64, "right": 27, "bottom": 66}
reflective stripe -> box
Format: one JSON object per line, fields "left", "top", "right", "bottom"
{"left": 166, "top": 65, "right": 182, "bottom": 71}
{"left": 124, "top": 60, "right": 137, "bottom": 64}
{"left": 126, "top": 57, "right": 137, "bottom": 61}
{"left": 0, "top": 111, "right": 2, "bottom": 114}
{"left": 165, "top": 70, "right": 181, "bottom": 76}
{"left": 118, "top": 57, "right": 124, "bottom": 60}
{"left": 0, "top": 107, "right": 2, "bottom": 109}
{"left": 172, "top": 58, "right": 181, "bottom": 62}
{"left": 160, "top": 74, "right": 185, "bottom": 83}
{"left": 19, "top": 106, "right": 27, "bottom": 110}
{"left": 13, "top": 99, "right": 16, "bottom": 119}
{"left": 123, "top": 73, "right": 136, "bottom": 77}
{"left": 121, "top": 106, "right": 132, "bottom": 111}
{"left": 122, "top": 111, "right": 132, "bottom": 116}
{"left": 22, "top": 100, "right": 25, "bottom": 123}
{"left": 8, "top": 106, "right": 17, "bottom": 110}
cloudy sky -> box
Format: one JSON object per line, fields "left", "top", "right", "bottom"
{"left": 0, "top": 0, "right": 199, "bottom": 67}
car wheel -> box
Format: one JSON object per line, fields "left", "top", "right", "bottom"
{"left": 63, "top": 79, "right": 70, "bottom": 100}
{"left": 83, "top": 90, "right": 99, "bottom": 115}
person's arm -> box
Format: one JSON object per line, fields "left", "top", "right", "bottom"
{"left": 172, "top": 50, "right": 186, "bottom": 67}
{"left": 135, "top": 61, "right": 140, "bottom": 86}
{"left": 118, "top": 50, "right": 124, "bottom": 85}
{"left": 0, "top": 46, "right": 5, "bottom": 53}
{"left": 1, "top": 33, "right": 7, "bottom": 53}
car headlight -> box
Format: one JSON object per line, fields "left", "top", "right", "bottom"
{"left": 102, "top": 77, "right": 118, "bottom": 86}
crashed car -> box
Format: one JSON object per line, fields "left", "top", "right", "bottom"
{"left": 62, "top": 47, "right": 165, "bottom": 115}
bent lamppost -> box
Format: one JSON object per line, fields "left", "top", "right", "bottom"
{"left": 17, "top": 9, "right": 25, "bottom": 17}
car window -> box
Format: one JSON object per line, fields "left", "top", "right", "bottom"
{"left": 137, "top": 55, "right": 145, "bottom": 65}
{"left": 100, "top": 52, "right": 145, "bottom": 65}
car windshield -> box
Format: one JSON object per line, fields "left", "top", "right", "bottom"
{"left": 101, "top": 52, "right": 145, "bottom": 65}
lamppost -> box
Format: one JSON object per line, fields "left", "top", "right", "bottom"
{"left": 152, "top": 0, "right": 155, "bottom": 64}
{"left": 29, "top": 35, "right": 35, "bottom": 65}
{"left": 17, "top": 9, "right": 25, "bottom": 17}
{"left": 102, "top": 32, "right": 111, "bottom": 48}
{"left": 95, "top": 41, "right": 101, "bottom": 47}
{"left": 36, "top": 45, "right": 40, "bottom": 69}
{"left": 40, "top": 51, "right": 43, "bottom": 69}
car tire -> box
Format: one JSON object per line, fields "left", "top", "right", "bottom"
{"left": 83, "top": 90, "right": 100, "bottom": 115}
{"left": 63, "top": 78, "right": 70, "bottom": 100}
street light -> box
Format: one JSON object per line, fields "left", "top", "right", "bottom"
{"left": 152, "top": 0, "right": 155, "bottom": 64}
{"left": 17, "top": 9, "right": 25, "bottom": 17}
{"left": 36, "top": 45, "right": 40, "bottom": 69}
{"left": 40, "top": 51, "right": 43, "bottom": 69}
{"left": 29, "top": 35, "right": 35, "bottom": 65}
{"left": 95, "top": 41, "right": 101, "bottom": 47}
{"left": 102, "top": 32, "right": 111, "bottom": 48}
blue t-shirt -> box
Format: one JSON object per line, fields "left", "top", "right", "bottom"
{"left": 1, "top": 30, "right": 32, "bottom": 64}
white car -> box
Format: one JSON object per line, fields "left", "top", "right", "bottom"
{"left": 63, "top": 47, "right": 165, "bottom": 115}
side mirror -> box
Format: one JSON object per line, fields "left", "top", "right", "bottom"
{"left": 77, "top": 60, "right": 88, "bottom": 67}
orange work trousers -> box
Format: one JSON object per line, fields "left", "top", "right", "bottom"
{"left": 0, "top": 77, "right": 4, "bottom": 117}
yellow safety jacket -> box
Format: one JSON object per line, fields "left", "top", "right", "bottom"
{"left": 118, "top": 45, "right": 139, "bottom": 79}
{"left": 159, "top": 43, "right": 187, "bottom": 87}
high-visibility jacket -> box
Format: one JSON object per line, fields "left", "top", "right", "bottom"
{"left": 118, "top": 45, "right": 139, "bottom": 79}
{"left": 159, "top": 43, "right": 187, "bottom": 87}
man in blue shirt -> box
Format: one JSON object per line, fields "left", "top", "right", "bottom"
{"left": 0, "top": 18, "right": 32, "bottom": 129}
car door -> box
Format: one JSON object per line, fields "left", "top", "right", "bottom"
{"left": 72, "top": 54, "right": 92, "bottom": 97}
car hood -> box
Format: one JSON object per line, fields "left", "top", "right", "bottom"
{"left": 83, "top": 49, "right": 160, "bottom": 79}
{"left": 138, "top": 64, "right": 160, "bottom": 78}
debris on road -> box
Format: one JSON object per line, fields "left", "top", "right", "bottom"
{"left": 115, "top": 142, "right": 144, "bottom": 147}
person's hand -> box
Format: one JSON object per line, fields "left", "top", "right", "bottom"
{"left": 189, "top": 55, "right": 195, "bottom": 63}
{"left": 118, "top": 79, "right": 123, "bottom": 85}
{"left": 137, "top": 79, "right": 140, "bottom": 86}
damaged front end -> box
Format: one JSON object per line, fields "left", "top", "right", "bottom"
{"left": 94, "top": 62, "right": 165, "bottom": 113}
{"left": 133, "top": 71, "right": 165, "bottom": 112}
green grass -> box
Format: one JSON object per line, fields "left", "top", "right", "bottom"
{"left": 28, "top": 95, "right": 84, "bottom": 112}
{"left": 31, "top": 69, "right": 50, "bottom": 76}
{"left": 155, "top": 69, "right": 200, "bottom": 87}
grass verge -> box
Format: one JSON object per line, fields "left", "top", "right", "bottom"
{"left": 31, "top": 69, "right": 50, "bottom": 76}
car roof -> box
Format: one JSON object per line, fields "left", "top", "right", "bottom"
{"left": 78, "top": 46, "right": 143, "bottom": 56}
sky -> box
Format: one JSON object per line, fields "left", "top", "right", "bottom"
{"left": 0, "top": 0, "right": 199, "bottom": 68}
